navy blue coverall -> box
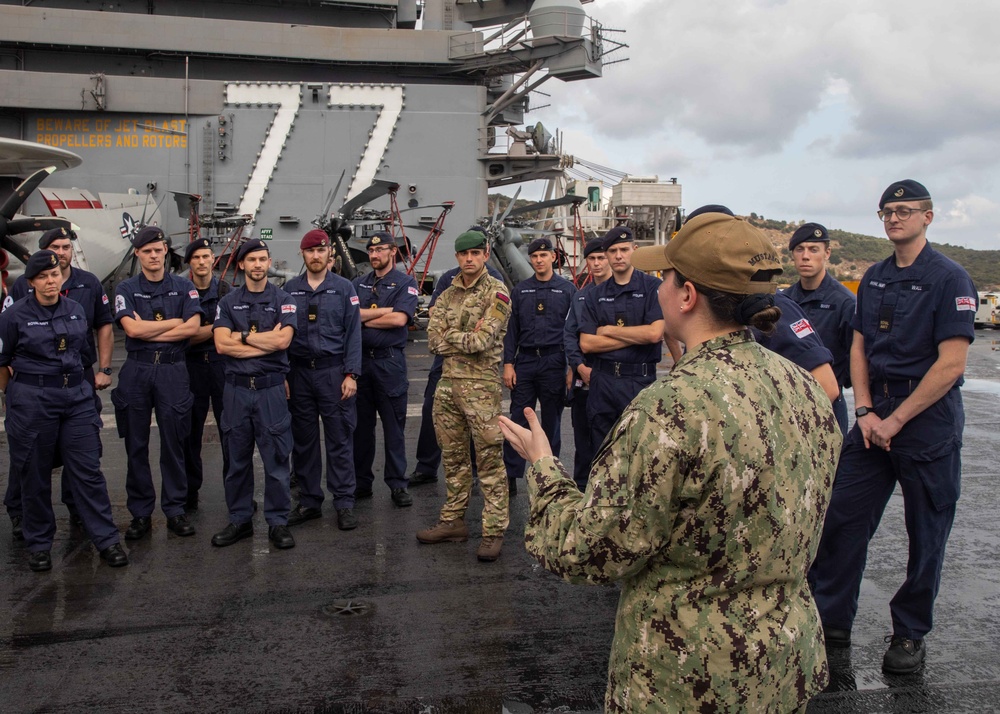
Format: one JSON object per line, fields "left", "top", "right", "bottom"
{"left": 0, "top": 295, "right": 120, "bottom": 554}
{"left": 214, "top": 282, "right": 298, "bottom": 526}
{"left": 352, "top": 267, "right": 418, "bottom": 493}
{"left": 564, "top": 283, "right": 596, "bottom": 490}
{"left": 784, "top": 273, "right": 857, "bottom": 433}
{"left": 809, "top": 243, "right": 977, "bottom": 640}
{"left": 501, "top": 273, "right": 576, "bottom": 481}
{"left": 4, "top": 267, "right": 112, "bottom": 519}
{"left": 112, "top": 273, "right": 201, "bottom": 520}
{"left": 184, "top": 277, "right": 230, "bottom": 502}
{"left": 285, "top": 271, "right": 362, "bottom": 511}
{"left": 579, "top": 269, "right": 663, "bottom": 448}
{"left": 755, "top": 292, "right": 835, "bottom": 391}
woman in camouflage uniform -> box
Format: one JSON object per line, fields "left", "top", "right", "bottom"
{"left": 501, "top": 212, "right": 842, "bottom": 713}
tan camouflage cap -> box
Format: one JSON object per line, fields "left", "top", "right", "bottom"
{"left": 632, "top": 213, "right": 782, "bottom": 294}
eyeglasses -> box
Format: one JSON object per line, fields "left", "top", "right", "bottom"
{"left": 877, "top": 207, "right": 926, "bottom": 222}
{"left": 367, "top": 246, "right": 393, "bottom": 254}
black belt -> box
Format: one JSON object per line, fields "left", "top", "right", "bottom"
{"left": 520, "top": 345, "right": 564, "bottom": 357}
{"left": 290, "top": 355, "right": 344, "bottom": 370}
{"left": 874, "top": 379, "right": 919, "bottom": 398}
{"left": 363, "top": 347, "right": 399, "bottom": 360}
{"left": 13, "top": 371, "right": 84, "bottom": 388}
{"left": 129, "top": 350, "right": 183, "bottom": 365}
{"left": 187, "top": 351, "right": 224, "bottom": 364}
{"left": 594, "top": 359, "right": 657, "bottom": 377}
{"left": 226, "top": 373, "right": 285, "bottom": 390}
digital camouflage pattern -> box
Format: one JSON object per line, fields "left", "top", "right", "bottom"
{"left": 524, "top": 330, "right": 842, "bottom": 713}
{"left": 429, "top": 268, "right": 511, "bottom": 535}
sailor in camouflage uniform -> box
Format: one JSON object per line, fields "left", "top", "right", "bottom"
{"left": 501, "top": 212, "right": 842, "bottom": 713}
{"left": 416, "top": 230, "right": 511, "bottom": 562}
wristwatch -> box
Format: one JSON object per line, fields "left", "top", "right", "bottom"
{"left": 99, "top": 367, "right": 113, "bottom": 376}
{"left": 241, "top": 330, "right": 250, "bottom": 345}
{"left": 855, "top": 406, "right": 874, "bottom": 418}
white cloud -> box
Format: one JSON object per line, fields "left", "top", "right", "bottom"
{"left": 936, "top": 195, "right": 1000, "bottom": 250}
{"left": 525, "top": 0, "right": 1000, "bottom": 249}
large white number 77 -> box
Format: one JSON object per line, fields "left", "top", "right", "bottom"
{"left": 226, "top": 82, "right": 405, "bottom": 220}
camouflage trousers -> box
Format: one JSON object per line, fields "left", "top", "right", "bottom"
{"left": 432, "top": 377, "right": 509, "bottom": 536}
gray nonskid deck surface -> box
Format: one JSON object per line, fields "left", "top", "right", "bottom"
{"left": 1, "top": 332, "right": 999, "bottom": 713}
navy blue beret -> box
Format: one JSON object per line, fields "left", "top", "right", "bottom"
{"left": 366, "top": 231, "right": 394, "bottom": 250}
{"left": 236, "top": 239, "right": 269, "bottom": 263}
{"left": 527, "top": 237, "right": 554, "bottom": 254}
{"left": 684, "top": 204, "right": 734, "bottom": 224}
{"left": 788, "top": 223, "right": 829, "bottom": 251}
{"left": 24, "top": 250, "right": 60, "bottom": 280}
{"left": 601, "top": 226, "right": 634, "bottom": 250}
{"left": 38, "top": 227, "right": 76, "bottom": 249}
{"left": 183, "top": 238, "right": 213, "bottom": 263}
{"left": 132, "top": 225, "right": 166, "bottom": 249}
{"left": 880, "top": 180, "right": 931, "bottom": 209}
{"left": 583, "top": 238, "right": 606, "bottom": 258}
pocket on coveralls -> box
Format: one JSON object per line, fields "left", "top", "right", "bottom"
{"left": 110, "top": 388, "right": 130, "bottom": 438}
{"left": 266, "top": 412, "right": 293, "bottom": 462}
{"left": 171, "top": 392, "right": 195, "bottom": 435}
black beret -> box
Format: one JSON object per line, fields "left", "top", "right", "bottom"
{"left": 684, "top": 204, "right": 734, "bottom": 224}
{"left": 879, "top": 180, "right": 931, "bottom": 209}
{"left": 527, "top": 237, "right": 554, "bottom": 254}
{"left": 24, "top": 250, "right": 60, "bottom": 280}
{"left": 132, "top": 225, "right": 166, "bottom": 249}
{"left": 183, "top": 238, "right": 213, "bottom": 263}
{"left": 601, "top": 226, "right": 634, "bottom": 250}
{"left": 38, "top": 227, "right": 76, "bottom": 249}
{"left": 788, "top": 223, "right": 829, "bottom": 251}
{"left": 583, "top": 238, "right": 606, "bottom": 258}
{"left": 366, "top": 231, "right": 394, "bottom": 250}
{"left": 236, "top": 239, "right": 269, "bottom": 263}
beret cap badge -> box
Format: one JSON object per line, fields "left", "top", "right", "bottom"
{"left": 895, "top": 188, "right": 905, "bottom": 197}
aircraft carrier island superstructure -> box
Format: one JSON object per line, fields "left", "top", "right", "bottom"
{"left": 0, "top": 0, "right": 608, "bottom": 282}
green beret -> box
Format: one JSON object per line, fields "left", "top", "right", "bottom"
{"left": 454, "top": 230, "right": 488, "bottom": 252}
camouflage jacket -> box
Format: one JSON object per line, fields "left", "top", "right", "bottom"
{"left": 524, "top": 330, "right": 841, "bottom": 713}
{"left": 428, "top": 267, "right": 511, "bottom": 381}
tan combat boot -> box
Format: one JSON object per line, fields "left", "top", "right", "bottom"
{"left": 476, "top": 535, "right": 503, "bottom": 562}
{"left": 416, "top": 519, "right": 469, "bottom": 544}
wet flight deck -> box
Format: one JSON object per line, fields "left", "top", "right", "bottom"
{"left": 2, "top": 332, "right": 999, "bottom": 713}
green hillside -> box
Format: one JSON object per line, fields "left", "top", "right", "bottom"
{"left": 747, "top": 215, "right": 1000, "bottom": 290}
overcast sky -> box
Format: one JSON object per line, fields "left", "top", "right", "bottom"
{"left": 523, "top": 0, "right": 1000, "bottom": 250}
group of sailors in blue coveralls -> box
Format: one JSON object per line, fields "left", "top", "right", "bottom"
{"left": 1, "top": 224, "right": 417, "bottom": 569}
{"left": 412, "top": 181, "right": 976, "bottom": 677}
{"left": 0, "top": 179, "right": 978, "bottom": 678}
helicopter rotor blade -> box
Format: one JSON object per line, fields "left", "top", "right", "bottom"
{"left": 322, "top": 170, "right": 346, "bottom": 218}
{"left": 339, "top": 180, "right": 399, "bottom": 218}
{"left": 496, "top": 186, "right": 522, "bottom": 225}
{"left": 398, "top": 203, "right": 453, "bottom": 213}
{"left": 505, "top": 194, "right": 586, "bottom": 218}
